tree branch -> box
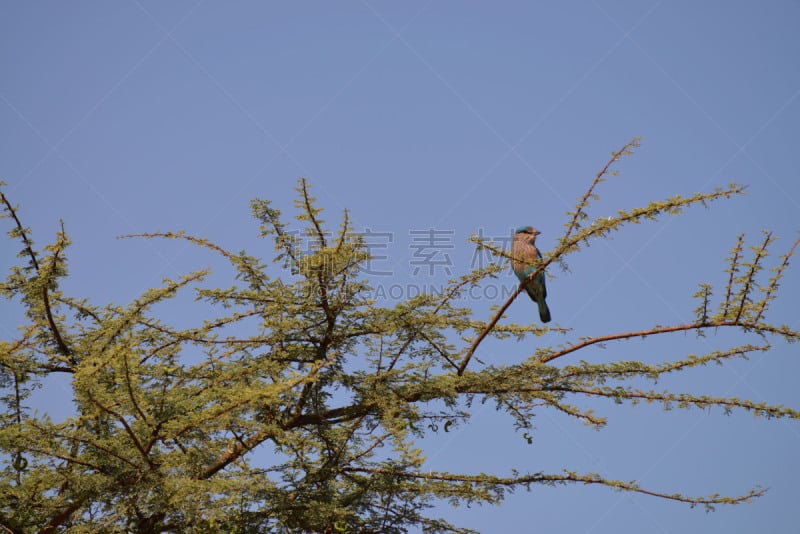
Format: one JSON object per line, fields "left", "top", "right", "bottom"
{"left": 1, "top": 192, "right": 71, "bottom": 359}
{"left": 340, "top": 467, "right": 764, "bottom": 510}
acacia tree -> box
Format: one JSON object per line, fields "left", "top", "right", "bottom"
{"left": 1, "top": 140, "right": 798, "bottom": 533}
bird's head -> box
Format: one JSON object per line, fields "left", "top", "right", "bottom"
{"left": 515, "top": 226, "right": 541, "bottom": 237}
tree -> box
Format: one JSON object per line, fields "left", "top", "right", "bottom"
{"left": 1, "top": 139, "right": 798, "bottom": 533}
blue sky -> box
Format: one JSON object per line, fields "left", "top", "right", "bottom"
{"left": 2, "top": 1, "right": 799, "bottom": 532}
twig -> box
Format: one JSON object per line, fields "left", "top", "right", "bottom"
{"left": 1, "top": 192, "right": 71, "bottom": 358}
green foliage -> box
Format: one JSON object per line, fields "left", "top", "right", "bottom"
{"left": 1, "top": 144, "right": 799, "bottom": 533}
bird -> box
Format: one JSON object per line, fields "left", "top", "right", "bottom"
{"left": 511, "top": 226, "right": 551, "bottom": 323}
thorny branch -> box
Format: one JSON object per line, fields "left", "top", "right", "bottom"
{"left": 460, "top": 139, "right": 748, "bottom": 374}
{"left": 340, "top": 467, "right": 764, "bottom": 511}
{"left": 1, "top": 192, "right": 71, "bottom": 359}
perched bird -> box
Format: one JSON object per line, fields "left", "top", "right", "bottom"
{"left": 511, "top": 226, "right": 551, "bottom": 323}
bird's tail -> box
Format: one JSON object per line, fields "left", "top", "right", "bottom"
{"left": 538, "top": 299, "right": 551, "bottom": 323}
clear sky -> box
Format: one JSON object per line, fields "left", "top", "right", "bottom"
{"left": 2, "top": 1, "right": 799, "bottom": 532}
